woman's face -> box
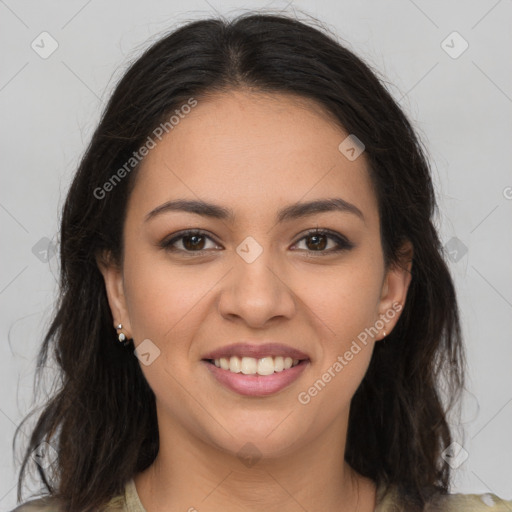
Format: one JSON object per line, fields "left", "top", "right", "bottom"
{"left": 99, "top": 89, "right": 411, "bottom": 459}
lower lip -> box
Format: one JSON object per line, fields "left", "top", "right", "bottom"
{"left": 203, "top": 360, "right": 309, "bottom": 397}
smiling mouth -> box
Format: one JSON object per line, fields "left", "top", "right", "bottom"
{"left": 204, "top": 356, "right": 306, "bottom": 376}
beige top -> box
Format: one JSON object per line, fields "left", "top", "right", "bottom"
{"left": 10, "top": 478, "right": 512, "bottom": 511}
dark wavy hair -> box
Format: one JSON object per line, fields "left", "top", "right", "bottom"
{"left": 13, "top": 11, "right": 466, "bottom": 512}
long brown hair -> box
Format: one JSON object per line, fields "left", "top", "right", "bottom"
{"left": 14, "top": 12, "right": 466, "bottom": 511}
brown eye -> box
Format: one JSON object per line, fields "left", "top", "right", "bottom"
{"left": 160, "top": 230, "right": 220, "bottom": 254}
{"left": 305, "top": 233, "right": 328, "bottom": 251}
{"left": 160, "top": 228, "right": 353, "bottom": 256}
{"left": 182, "top": 233, "right": 206, "bottom": 250}
{"left": 293, "top": 228, "right": 353, "bottom": 254}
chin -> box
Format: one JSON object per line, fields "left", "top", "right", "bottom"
{"left": 202, "top": 416, "right": 308, "bottom": 461}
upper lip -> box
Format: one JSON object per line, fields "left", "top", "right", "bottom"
{"left": 202, "top": 342, "right": 310, "bottom": 361}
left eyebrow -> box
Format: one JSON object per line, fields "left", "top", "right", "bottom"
{"left": 144, "top": 197, "right": 365, "bottom": 223}
{"left": 276, "top": 197, "right": 364, "bottom": 223}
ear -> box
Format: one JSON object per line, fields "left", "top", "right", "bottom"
{"left": 376, "top": 239, "right": 413, "bottom": 339}
{"left": 96, "top": 250, "right": 132, "bottom": 339}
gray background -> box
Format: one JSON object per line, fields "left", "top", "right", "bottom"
{"left": 1, "top": 0, "right": 511, "bottom": 509}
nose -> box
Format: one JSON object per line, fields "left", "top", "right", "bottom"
{"left": 217, "top": 244, "right": 296, "bottom": 328}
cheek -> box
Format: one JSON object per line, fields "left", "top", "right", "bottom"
{"left": 296, "top": 260, "right": 384, "bottom": 341}
{"left": 294, "top": 264, "right": 382, "bottom": 416}
{"left": 123, "top": 241, "right": 384, "bottom": 348}
{"left": 122, "top": 247, "right": 215, "bottom": 344}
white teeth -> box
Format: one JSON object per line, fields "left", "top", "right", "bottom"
{"left": 241, "top": 357, "right": 257, "bottom": 374}
{"left": 257, "top": 357, "right": 275, "bottom": 376}
{"left": 229, "top": 356, "right": 241, "bottom": 373}
{"left": 212, "top": 355, "right": 302, "bottom": 375}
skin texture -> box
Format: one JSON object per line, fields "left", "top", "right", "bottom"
{"left": 98, "top": 89, "right": 413, "bottom": 512}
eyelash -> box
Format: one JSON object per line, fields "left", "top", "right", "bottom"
{"left": 159, "top": 228, "right": 354, "bottom": 256}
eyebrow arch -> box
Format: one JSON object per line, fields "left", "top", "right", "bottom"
{"left": 145, "top": 197, "right": 364, "bottom": 223}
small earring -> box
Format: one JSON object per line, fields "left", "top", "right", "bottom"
{"left": 116, "top": 323, "right": 127, "bottom": 345}
{"left": 382, "top": 331, "right": 387, "bottom": 338}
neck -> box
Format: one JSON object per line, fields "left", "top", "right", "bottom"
{"left": 134, "top": 412, "right": 376, "bottom": 512}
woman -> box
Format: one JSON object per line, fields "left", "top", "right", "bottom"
{"left": 11, "top": 12, "right": 512, "bottom": 512}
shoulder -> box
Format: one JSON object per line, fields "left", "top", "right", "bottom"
{"left": 376, "top": 482, "right": 512, "bottom": 512}
{"left": 8, "top": 496, "right": 63, "bottom": 512}
{"left": 9, "top": 491, "right": 128, "bottom": 512}
{"left": 427, "top": 490, "right": 512, "bottom": 511}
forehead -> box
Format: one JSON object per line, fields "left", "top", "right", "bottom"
{"left": 127, "top": 89, "right": 378, "bottom": 227}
